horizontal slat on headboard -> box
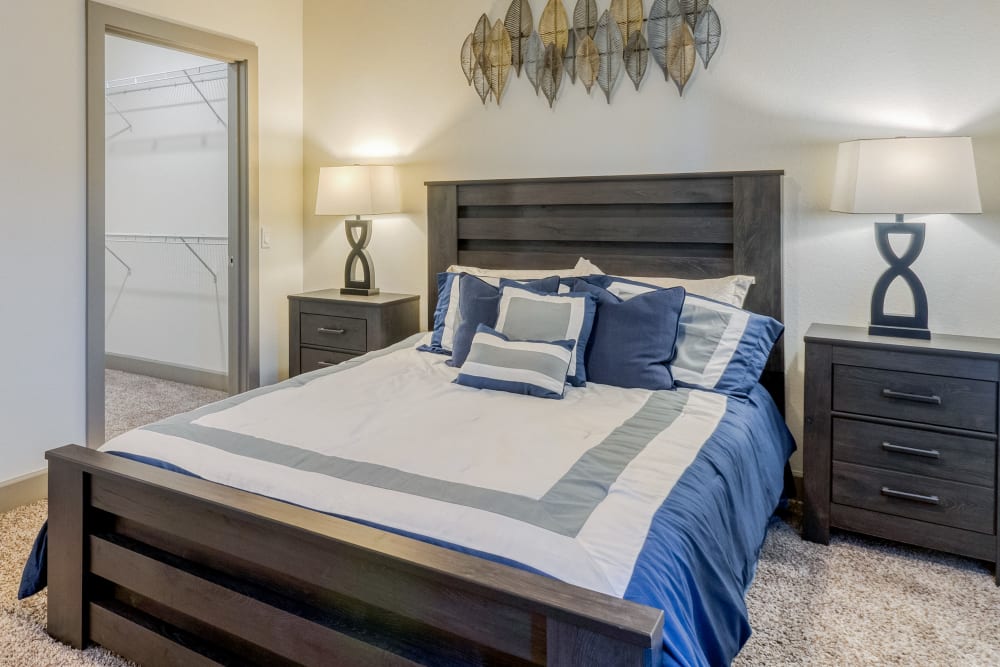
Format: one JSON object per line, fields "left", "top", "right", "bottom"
{"left": 426, "top": 171, "right": 785, "bottom": 408}
{"left": 456, "top": 178, "right": 733, "bottom": 207}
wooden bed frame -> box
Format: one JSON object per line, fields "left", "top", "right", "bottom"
{"left": 46, "top": 171, "right": 783, "bottom": 666}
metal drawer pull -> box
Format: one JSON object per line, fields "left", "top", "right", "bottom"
{"left": 318, "top": 327, "right": 346, "bottom": 335}
{"left": 881, "top": 388, "right": 942, "bottom": 405}
{"left": 880, "top": 486, "right": 940, "bottom": 505}
{"left": 317, "top": 361, "right": 336, "bottom": 367}
{"left": 881, "top": 441, "right": 941, "bottom": 459}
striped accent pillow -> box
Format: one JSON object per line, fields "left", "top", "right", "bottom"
{"left": 455, "top": 325, "right": 574, "bottom": 399}
{"left": 582, "top": 276, "right": 782, "bottom": 396}
{"left": 495, "top": 286, "right": 596, "bottom": 387}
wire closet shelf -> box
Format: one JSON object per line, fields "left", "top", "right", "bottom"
{"left": 105, "top": 233, "right": 227, "bottom": 283}
{"left": 105, "top": 63, "right": 228, "bottom": 140}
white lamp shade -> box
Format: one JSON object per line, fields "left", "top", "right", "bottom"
{"left": 831, "top": 137, "right": 982, "bottom": 215}
{"left": 315, "top": 165, "right": 401, "bottom": 216}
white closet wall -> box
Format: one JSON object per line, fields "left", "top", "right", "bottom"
{"left": 104, "top": 36, "right": 229, "bottom": 375}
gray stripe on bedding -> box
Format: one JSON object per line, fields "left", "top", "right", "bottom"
{"left": 150, "top": 333, "right": 425, "bottom": 427}
{"left": 139, "top": 334, "right": 691, "bottom": 537}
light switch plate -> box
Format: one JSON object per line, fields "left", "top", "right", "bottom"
{"left": 260, "top": 225, "right": 271, "bottom": 249}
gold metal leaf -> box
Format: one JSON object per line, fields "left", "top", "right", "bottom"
{"left": 594, "top": 10, "right": 623, "bottom": 104}
{"left": 610, "top": 0, "right": 643, "bottom": 43}
{"left": 486, "top": 20, "right": 512, "bottom": 104}
{"left": 572, "top": 0, "right": 599, "bottom": 41}
{"left": 460, "top": 33, "right": 475, "bottom": 85}
{"left": 472, "top": 14, "right": 491, "bottom": 59}
{"left": 472, "top": 54, "right": 490, "bottom": 105}
{"left": 575, "top": 34, "right": 599, "bottom": 94}
{"left": 564, "top": 30, "right": 577, "bottom": 84}
{"left": 539, "top": 0, "right": 570, "bottom": 52}
{"left": 524, "top": 31, "right": 545, "bottom": 95}
{"left": 504, "top": 0, "right": 533, "bottom": 77}
{"left": 681, "top": 0, "right": 709, "bottom": 28}
{"left": 648, "top": 0, "right": 685, "bottom": 82}
{"left": 693, "top": 5, "right": 721, "bottom": 68}
{"left": 540, "top": 44, "right": 564, "bottom": 108}
{"left": 667, "top": 21, "right": 696, "bottom": 95}
{"left": 623, "top": 30, "right": 648, "bottom": 91}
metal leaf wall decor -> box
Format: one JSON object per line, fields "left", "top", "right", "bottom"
{"left": 573, "top": 0, "right": 599, "bottom": 41}
{"left": 564, "top": 30, "right": 578, "bottom": 84}
{"left": 667, "top": 20, "right": 696, "bottom": 95}
{"left": 540, "top": 44, "right": 565, "bottom": 108}
{"left": 504, "top": 0, "right": 533, "bottom": 76}
{"left": 648, "top": 0, "right": 677, "bottom": 81}
{"left": 539, "top": 0, "right": 570, "bottom": 52}
{"left": 524, "top": 31, "right": 545, "bottom": 95}
{"left": 486, "top": 20, "right": 513, "bottom": 103}
{"left": 472, "top": 14, "right": 491, "bottom": 59}
{"left": 610, "top": 0, "right": 643, "bottom": 42}
{"left": 459, "top": 0, "right": 724, "bottom": 107}
{"left": 681, "top": 0, "right": 709, "bottom": 28}
{"left": 623, "top": 30, "right": 649, "bottom": 91}
{"left": 460, "top": 33, "right": 475, "bottom": 85}
{"left": 576, "top": 34, "right": 600, "bottom": 93}
{"left": 693, "top": 5, "right": 721, "bottom": 68}
{"left": 594, "top": 10, "right": 623, "bottom": 104}
{"left": 472, "top": 55, "right": 491, "bottom": 105}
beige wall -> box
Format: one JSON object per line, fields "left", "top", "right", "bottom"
{"left": 0, "top": 0, "right": 303, "bottom": 481}
{"left": 303, "top": 0, "right": 1000, "bottom": 474}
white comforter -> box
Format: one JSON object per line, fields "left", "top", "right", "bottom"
{"left": 103, "top": 335, "right": 729, "bottom": 597}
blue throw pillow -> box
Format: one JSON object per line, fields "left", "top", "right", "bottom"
{"left": 449, "top": 275, "right": 560, "bottom": 367}
{"left": 495, "top": 285, "right": 596, "bottom": 387}
{"left": 455, "top": 325, "right": 574, "bottom": 399}
{"left": 583, "top": 275, "right": 783, "bottom": 396}
{"left": 584, "top": 284, "right": 686, "bottom": 390}
{"left": 422, "top": 273, "right": 561, "bottom": 355}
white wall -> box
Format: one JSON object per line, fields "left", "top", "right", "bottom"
{"left": 105, "top": 36, "right": 230, "bottom": 373}
{"left": 303, "top": 0, "right": 1000, "bottom": 474}
{"left": 0, "top": 0, "right": 303, "bottom": 482}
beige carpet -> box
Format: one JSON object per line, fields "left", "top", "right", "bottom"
{"left": 2, "top": 500, "right": 998, "bottom": 665}
{"left": 105, "top": 369, "right": 228, "bottom": 441}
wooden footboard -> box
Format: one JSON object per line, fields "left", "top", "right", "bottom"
{"left": 46, "top": 445, "right": 664, "bottom": 666}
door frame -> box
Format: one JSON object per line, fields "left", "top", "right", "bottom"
{"left": 86, "top": 1, "right": 260, "bottom": 447}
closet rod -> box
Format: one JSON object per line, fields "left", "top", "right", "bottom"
{"left": 105, "top": 233, "right": 227, "bottom": 245}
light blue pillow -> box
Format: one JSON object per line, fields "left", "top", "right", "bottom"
{"left": 495, "top": 285, "right": 596, "bottom": 387}
{"left": 421, "top": 272, "right": 560, "bottom": 355}
{"left": 455, "top": 325, "right": 574, "bottom": 399}
{"left": 584, "top": 275, "right": 783, "bottom": 396}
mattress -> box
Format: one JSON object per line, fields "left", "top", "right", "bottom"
{"left": 23, "top": 333, "right": 795, "bottom": 666}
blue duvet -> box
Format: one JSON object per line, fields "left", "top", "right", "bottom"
{"left": 22, "top": 383, "right": 793, "bottom": 666}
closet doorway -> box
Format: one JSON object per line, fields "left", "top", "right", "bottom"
{"left": 86, "top": 3, "right": 260, "bottom": 447}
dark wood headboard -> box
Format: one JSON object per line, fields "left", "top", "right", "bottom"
{"left": 425, "top": 171, "right": 784, "bottom": 407}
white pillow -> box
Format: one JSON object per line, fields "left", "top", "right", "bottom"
{"left": 445, "top": 257, "right": 600, "bottom": 280}
{"left": 583, "top": 260, "right": 754, "bottom": 306}
{"left": 619, "top": 275, "right": 755, "bottom": 307}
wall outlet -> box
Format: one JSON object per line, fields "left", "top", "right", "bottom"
{"left": 260, "top": 225, "right": 271, "bottom": 249}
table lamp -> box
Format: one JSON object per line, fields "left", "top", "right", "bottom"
{"left": 831, "top": 137, "right": 982, "bottom": 340}
{"left": 315, "top": 165, "right": 401, "bottom": 296}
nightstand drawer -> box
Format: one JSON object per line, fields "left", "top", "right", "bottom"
{"left": 832, "top": 462, "right": 995, "bottom": 534}
{"left": 833, "top": 418, "right": 996, "bottom": 487}
{"left": 300, "top": 347, "right": 357, "bottom": 372}
{"left": 300, "top": 314, "right": 367, "bottom": 352}
{"left": 833, "top": 365, "right": 997, "bottom": 432}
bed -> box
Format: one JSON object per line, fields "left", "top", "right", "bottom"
{"left": 31, "top": 171, "right": 791, "bottom": 666}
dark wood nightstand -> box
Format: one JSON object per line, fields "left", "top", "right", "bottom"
{"left": 803, "top": 323, "right": 1000, "bottom": 583}
{"left": 288, "top": 290, "right": 420, "bottom": 376}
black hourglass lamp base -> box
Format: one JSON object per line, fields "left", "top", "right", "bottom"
{"left": 341, "top": 217, "right": 380, "bottom": 297}
{"left": 868, "top": 218, "right": 930, "bottom": 340}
